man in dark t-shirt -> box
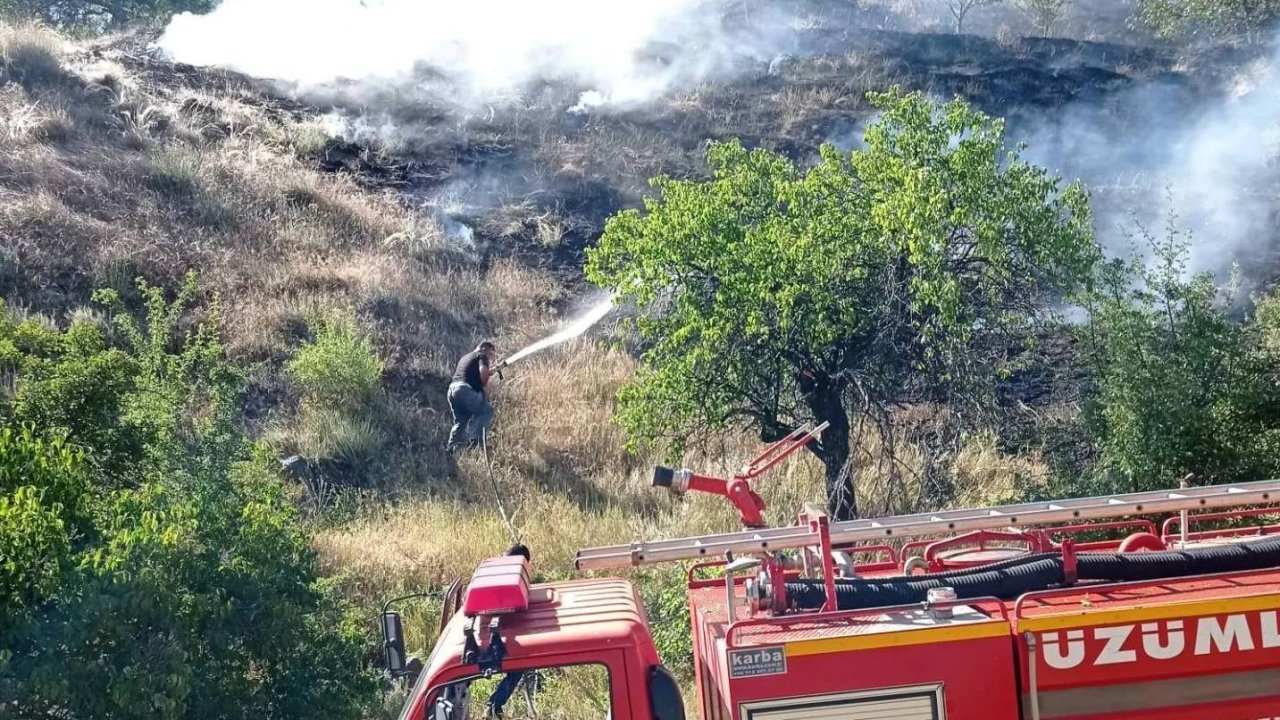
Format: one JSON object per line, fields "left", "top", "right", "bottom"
{"left": 448, "top": 341, "right": 498, "bottom": 453}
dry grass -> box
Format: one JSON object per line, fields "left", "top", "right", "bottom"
{"left": 1, "top": 27, "right": 1060, "bottom": 712}
{"left": 318, "top": 334, "right": 1048, "bottom": 605}
{"left": 0, "top": 22, "right": 65, "bottom": 88}
{"left": 0, "top": 22, "right": 570, "bottom": 494}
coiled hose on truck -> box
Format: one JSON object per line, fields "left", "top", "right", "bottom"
{"left": 783, "top": 536, "right": 1280, "bottom": 611}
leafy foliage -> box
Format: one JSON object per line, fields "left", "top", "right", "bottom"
{"left": 0, "top": 429, "right": 87, "bottom": 622}
{"left": 1081, "top": 224, "right": 1280, "bottom": 491}
{"left": 1254, "top": 290, "right": 1280, "bottom": 360}
{"left": 0, "top": 275, "right": 378, "bottom": 719}
{"left": 11, "top": 321, "right": 145, "bottom": 486}
{"left": 0, "top": 0, "right": 216, "bottom": 30}
{"left": 288, "top": 311, "right": 385, "bottom": 411}
{"left": 1136, "top": 0, "right": 1280, "bottom": 39}
{"left": 285, "top": 311, "right": 388, "bottom": 479}
{"left": 586, "top": 88, "right": 1098, "bottom": 518}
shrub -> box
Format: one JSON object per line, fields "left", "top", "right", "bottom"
{"left": 288, "top": 311, "right": 385, "bottom": 411}
{"left": 0, "top": 275, "right": 380, "bottom": 718}
{"left": 1081, "top": 223, "right": 1280, "bottom": 490}
{"left": 1136, "top": 0, "right": 1280, "bottom": 40}
{"left": 13, "top": 326, "right": 145, "bottom": 486}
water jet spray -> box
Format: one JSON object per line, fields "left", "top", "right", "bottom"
{"left": 495, "top": 293, "right": 618, "bottom": 371}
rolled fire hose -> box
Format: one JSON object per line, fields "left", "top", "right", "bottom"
{"left": 783, "top": 536, "right": 1280, "bottom": 611}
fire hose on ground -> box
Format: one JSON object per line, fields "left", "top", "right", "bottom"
{"left": 465, "top": 294, "right": 618, "bottom": 547}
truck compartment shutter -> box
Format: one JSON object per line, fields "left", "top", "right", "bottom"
{"left": 741, "top": 685, "right": 943, "bottom": 720}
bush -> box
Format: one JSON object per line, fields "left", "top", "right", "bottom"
{"left": 1081, "top": 224, "right": 1280, "bottom": 491}
{"left": 0, "top": 275, "right": 380, "bottom": 719}
{"left": 281, "top": 311, "right": 389, "bottom": 484}
{"left": 1, "top": 0, "right": 218, "bottom": 31}
{"left": 1136, "top": 0, "right": 1280, "bottom": 40}
{"left": 12, "top": 325, "right": 145, "bottom": 486}
{"left": 288, "top": 311, "right": 385, "bottom": 411}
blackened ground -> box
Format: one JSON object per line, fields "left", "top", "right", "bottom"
{"left": 118, "top": 20, "right": 1271, "bottom": 290}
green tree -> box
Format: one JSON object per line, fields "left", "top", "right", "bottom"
{"left": 1081, "top": 223, "right": 1280, "bottom": 491}
{"left": 1136, "top": 0, "right": 1280, "bottom": 39}
{"left": 586, "top": 88, "right": 1098, "bottom": 519}
{"left": 1, "top": 0, "right": 216, "bottom": 30}
{"left": 0, "top": 276, "right": 378, "bottom": 719}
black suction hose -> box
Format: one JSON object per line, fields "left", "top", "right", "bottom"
{"left": 1076, "top": 535, "right": 1280, "bottom": 581}
{"left": 785, "top": 557, "right": 1065, "bottom": 611}
{"left": 784, "top": 536, "right": 1280, "bottom": 611}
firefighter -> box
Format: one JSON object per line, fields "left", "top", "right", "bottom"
{"left": 488, "top": 544, "right": 534, "bottom": 719}
{"left": 447, "top": 341, "right": 499, "bottom": 454}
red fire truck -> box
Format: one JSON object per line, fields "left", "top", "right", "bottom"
{"left": 387, "top": 427, "right": 1280, "bottom": 720}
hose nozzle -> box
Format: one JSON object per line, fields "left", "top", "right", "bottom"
{"left": 651, "top": 466, "right": 691, "bottom": 494}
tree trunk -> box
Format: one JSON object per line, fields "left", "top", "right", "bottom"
{"left": 804, "top": 383, "right": 855, "bottom": 520}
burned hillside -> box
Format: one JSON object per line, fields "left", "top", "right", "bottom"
{"left": 78, "top": 29, "right": 1243, "bottom": 296}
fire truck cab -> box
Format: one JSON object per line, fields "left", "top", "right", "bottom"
{"left": 393, "top": 556, "right": 685, "bottom": 720}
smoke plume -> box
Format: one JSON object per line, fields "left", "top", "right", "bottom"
{"left": 1011, "top": 48, "right": 1280, "bottom": 276}
{"left": 157, "top": 0, "right": 801, "bottom": 110}
{"left": 157, "top": 1, "right": 1280, "bottom": 277}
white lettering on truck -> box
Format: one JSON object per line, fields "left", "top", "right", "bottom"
{"left": 1196, "top": 614, "right": 1255, "bottom": 655}
{"left": 1040, "top": 610, "right": 1280, "bottom": 670}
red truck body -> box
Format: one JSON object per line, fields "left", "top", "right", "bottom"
{"left": 394, "top": 478, "right": 1280, "bottom": 720}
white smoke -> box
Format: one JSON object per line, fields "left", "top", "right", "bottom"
{"left": 157, "top": 1, "right": 1280, "bottom": 275}
{"left": 157, "top": 0, "right": 771, "bottom": 109}
{"left": 1012, "top": 41, "right": 1280, "bottom": 276}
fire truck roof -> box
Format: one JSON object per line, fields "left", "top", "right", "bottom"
{"left": 424, "top": 577, "right": 662, "bottom": 683}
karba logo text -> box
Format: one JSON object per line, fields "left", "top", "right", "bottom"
{"left": 731, "top": 648, "right": 784, "bottom": 668}
{"left": 1040, "top": 609, "right": 1280, "bottom": 669}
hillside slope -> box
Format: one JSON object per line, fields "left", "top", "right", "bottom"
{"left": 0, "top": 24, "right": 571, "bottom": 489}
{"left": 5, "top": 12, "right": 1274, "bottom": 690}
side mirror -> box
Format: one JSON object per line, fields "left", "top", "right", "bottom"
{"left": 382, "top": 610, "right": 407, "bottom": 676}
{"left": 433, "top": 698, "right": 454, "bottom": 720}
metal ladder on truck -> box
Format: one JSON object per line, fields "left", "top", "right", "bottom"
{"left": 576, "top": 479, "right": 1280, "bottom": 570}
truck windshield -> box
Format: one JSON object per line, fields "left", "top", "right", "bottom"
{"left": 428, "top": 663, "right": 612, "bottom": 720}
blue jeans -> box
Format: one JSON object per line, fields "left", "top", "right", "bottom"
{"left": 447, "top": 382, "right": 492, "bottom": 449}
{"left": 487, "top": 671, "right": 523, "bottom": 717}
